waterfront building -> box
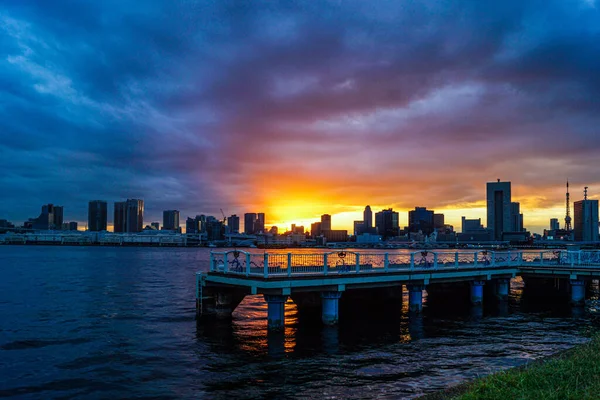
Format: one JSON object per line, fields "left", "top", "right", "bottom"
{"left": 31, "top": 204, "right": 64, "bottom": 230}
{"left": 550, "top": 218, "right": 560, "bottom": 231}
{"left": 311, "top": 222, "right": 322, "bottom": 238}
{"left": 323, "top": 229, "right": 348, "bottom": 242}
{"left": 186, "top": 217, "right": 200, "bottom": 234}
{"left": 353, "top": 220, "right": 364, "bottom": 236}
{"left": 321, "top": 214, "right": 332, "bottom": 232}
{"left": 151, "top": 222, "right": 160, "bottom": 230}
{"left": 269, "top": 226, "right": 278, "bottom": 235}
{"left": 244, "top": 213, "right": 257, "bottom": 234}
{"left": 291, "top": 224, "right": 304, "bottom": 234}
{"left": 363, "top": 206, "right": 373, "bottom": 232}
{"left": 487, "top": 180, "right": 512, "bottom": 241}
{"left": 510, "top": 202, "right": 524, "bottom": 232}
{"left": 68, "top": 222, "right": 78, "bottom": 231}
{"left": 163, "top": 210, "right": 180, "bottom": 231}
{"left": 228, "top": 214, "right": 240, "bottom": 233}
{"left": 433, "top": 213, "right": 445, "bottom": 230}
{"left": 408, "top": 207, "right": 434, "bottom": 235}
{"left": 375, "top": 209, "right": 399, "bottom": 239}
{"left": 0, "top": 219, "right": 14, "bottom": 228}
{"left": 574, "top": 199, "right": 599, "bottom": 242}
{"left": 88, "top": 200, "right": 108, "bottom": 231}
{"left": 114, "top": 199, "right": 144, "bottom": 233}
{"left": 462, "top": 217, "right": 484, "bottom": 233}
{"left": 255, "top": 213, "right": 265, "bottom": 234}
{"left": 113, "top": 202, "right": 126, "bottom": 232}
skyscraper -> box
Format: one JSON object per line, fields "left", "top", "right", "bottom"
{"left": 255, "top": 213, "right": 265, "bottom": 234}
{"left": 363, "top": 206, "right": 373, "bottom": 231}
{"left": 321, "top": 214, "right": 332, "bottom": 231}
{"left": 31, "top": 204, "right": 63, "bottom": 230}
{"left": 114, "top": 199, "right": 144, "bottom": 233}
{"left": 574, "top": 199, "right": 599, "bottom": 242}
{"left": 311, "top": 221, "right": 322, "bottom": 238}
{"left": 433, "top": 214, "right": 445, "bottom": 230}
{"left": 408, "top": 207, "right": 434, "bottom": 235}
{"left": 88, "top": 200, "right": 108, "bottom": 231}
{"left": 375, "top": 209, "right": 399, "bottom": 239}
{"left": 486, "top": 180, "right": 512, "bottom": 241}
{"left": 228, "top": 214, "right": 240, "bottom": 233}
{"left": 510, "top": 202, "right": 524, "bottom": 232}
{"left": 244, "top": 213, "right": 257, "bottom": 234}
{"left": 550, "top": 218, "right": 559, "bottom": 231}
{"left": 163, "top": 210, "right": 180, "bottom": 231}
{"left": 114, "top": 201, "right": 126, "bottom": 232}
{"left": 126, "top": 199, "right": 144, "bottom": 233}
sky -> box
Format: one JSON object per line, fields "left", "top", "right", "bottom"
{"left": 1, "top": 0, "right": 599, "bottom": 234}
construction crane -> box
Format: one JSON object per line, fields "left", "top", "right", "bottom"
{"left": 220, "top": 209, "right": 227, "bottom": 224}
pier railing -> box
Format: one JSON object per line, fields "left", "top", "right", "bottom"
{"left": 209, "top": 250, "right": 600, "bottom": 278}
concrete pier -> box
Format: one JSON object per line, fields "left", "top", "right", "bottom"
{"left": 407, "top": 285, "right": 424, "bottom": 313}
{"left": 321, "top": 291, "right": 343, "bottom": 325}
{"left": 470, "top": 281, "right": 485, "bottom": 305}
{"left": 495, "top": 278, "right": 510, "bottom": 301}
{"left": 264, "top": 295, "right": 288, "bottom": 330}
{"left": 570, "top": 280, "right": 586, "bottom": 306}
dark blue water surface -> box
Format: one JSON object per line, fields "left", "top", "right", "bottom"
{"left": 1, "top": 246, "right": 598, "bottom": 399}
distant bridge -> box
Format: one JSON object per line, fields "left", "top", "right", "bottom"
{"left": 197, "top": 249, "right": 600, "bottom": 330}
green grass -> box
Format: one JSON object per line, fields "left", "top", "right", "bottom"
{"left": 455, "top": 334, "right": 600, "bottom": 400}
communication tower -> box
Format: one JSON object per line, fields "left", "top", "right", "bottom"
{"left": 565, "top": 180, "right": 572, "bottom": 232}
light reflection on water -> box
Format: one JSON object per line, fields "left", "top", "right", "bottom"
{"left": 0, "top": 246, "right": 599, "bottom": 399}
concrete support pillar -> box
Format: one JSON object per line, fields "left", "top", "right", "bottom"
{"left": 495, "top": 279, "right": 510, "bottom": 301}
{"left": 264, "top": 295, "right": 288, "bottom": 330}
{"left": 407, "top": 285, "right": 424, "bottom": 313}
{"left": 214, "top": 292, "right": 236, "bottom": 319}
{"left": 321, "top": 291, "right": 343, "bottom": 325}
{"left": 470, "top": 281, "right": 485, "bottom": 306}
{"left": 570, "top": 280, "right": 586, "bottom": 306}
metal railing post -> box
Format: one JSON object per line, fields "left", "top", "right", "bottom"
{"left": 434, "top": 253, "right": 438, "bottom": 270}
{"left": 287, "top": 253, "right": 292, "bottom": 277}
{"left": 224, "top": 253, "right": 229, "bottom": 272}
{"left": 455, "top": 252, "right": 459, "bottom": 268}
{"left": 356, "top": 253, "right": 360, "bottom": 273}
{"left": 540, "top": 251, "right": 544, "bottom": 266}
{"left": 263, "top": 253, "right": 269, "bottom": 278}
{"left": 210, "top": 252, "right": 215, "bottom": 272}
{"left": 410, "top": 253, "right": 415, "bottom": 270}
{"left": 578, "top": 251, "right": 582, "bottom": 266}
{"left": 491, "top": 251, "right": 495, "bottom": 267}
{"left": 324, "top": 253, "right": 328, "bottom": 275}
{"left": 246, "top": 253, "right": 251, "bottom": 276}
{"left": 474, "top": 252, "right": 478, "bottom": 267}
{"left": 384, "top": 253, "right": 389, "bottom": 272}
{"left": 507, "top": 251, "right": 511, "bottom": 266}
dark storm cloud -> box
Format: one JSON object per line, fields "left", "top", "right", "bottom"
{"left": 1, "top": 0, "right": 599, "bottom": 231}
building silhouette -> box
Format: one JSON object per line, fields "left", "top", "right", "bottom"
{"left": 228, "top": 214, "right": 240, "bottom": 233}
{"left": 311, "top": 221, "right": 322, "bottom": 238}
{"left": 574, "top": 199, "right": 599, "bottom": 242}
{"left": 114, "top": 199, "right": 144, "bottom": 233}
{"left": 408, "top": 207, "right": 434, "bottom": 235}
{"left": 321, "top": 214, "right": 332, "bottom": 232}
{"left": 375, "top": 209, "right": 399, "bottom": 239}
{"left": 550, "top": 218, "right": 559, "bottom": 231}
{"left": 255, "top": 213, "right": 265, "bottom": 234}
{"left": 163, "top": 210, "right": 180, "bottom": 231}
{"left": 31, "top": 204, "right": 64, "bottom": 230}
{"left": 88, "top": 200, "right": 107, "bottom": 231}
{"left": 510, "top": 202, "right": 524, "bottom": 232}
{"left": 433, "top": 213, "right": 445, "bottom": 230}
{"left": 244, "top": 213, "right": 256, "bottom": 234}
{"left": 487, "top": 180, "right": 512, "bottom": 241}
{"left": 363, "top": 206, "right": 373, "bottom": 232}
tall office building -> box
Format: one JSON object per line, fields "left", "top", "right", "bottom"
{"left": 574, "top": 199, "right": 599, "bottom": 242}
{"left": 375, "top": 209, "right": 399, "bottom": 239}
{"left": 114, "top": 199, "right": 144, "bottom": 233}
{"left": 311, "top": 222, "right": 322, "bottom": 238}
{"left": 433, "top": 214, "right": 445, "bottom": 229}
{"left": 486, "top": 180, "right": 512, "bottom": 241}
{"left": 228, "top": 214, "right": 240, "bottom": 233}
{"left": 510, "top": 202, "right": 524, "bottom": 232}
{"left": 408, "top": 207, "right": 434, "bottom": 235}
{"left": 321, "top": 214, "right": 332, "bottom": 231}
{"left": 255, "top": 213, "right": 265, "bottom": 234}
{"left": 353, "top": 220, "right": 364, "bottom": 236}
{"left": 163, "top": 210, "right": 180, "bottom": 231}
{"left": 31, "top": 204, "right": 64, "bottom": 230}
{"left": 364, "top": 206, "right": 373, "bottom": 231}
{"left": 114, "top": 201, "right": 126, "bottom": 232}
{"left": 550, "top": 218, "right": 559, "bottom": 231}
{"left": 126, "top": 199, "right": 144, "bottom": 233}
{"left": 244, "top": 213, "right": 257, "bottom": 234}
{"left": 88, "top": 200, "right": 108, "bottom": 231}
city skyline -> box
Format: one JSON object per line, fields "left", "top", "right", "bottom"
{"left": 2, "top": 179, "right": 597, "bottom": 235}
{"left": 1, "top": 2, "right": 599, "bottom": 235}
